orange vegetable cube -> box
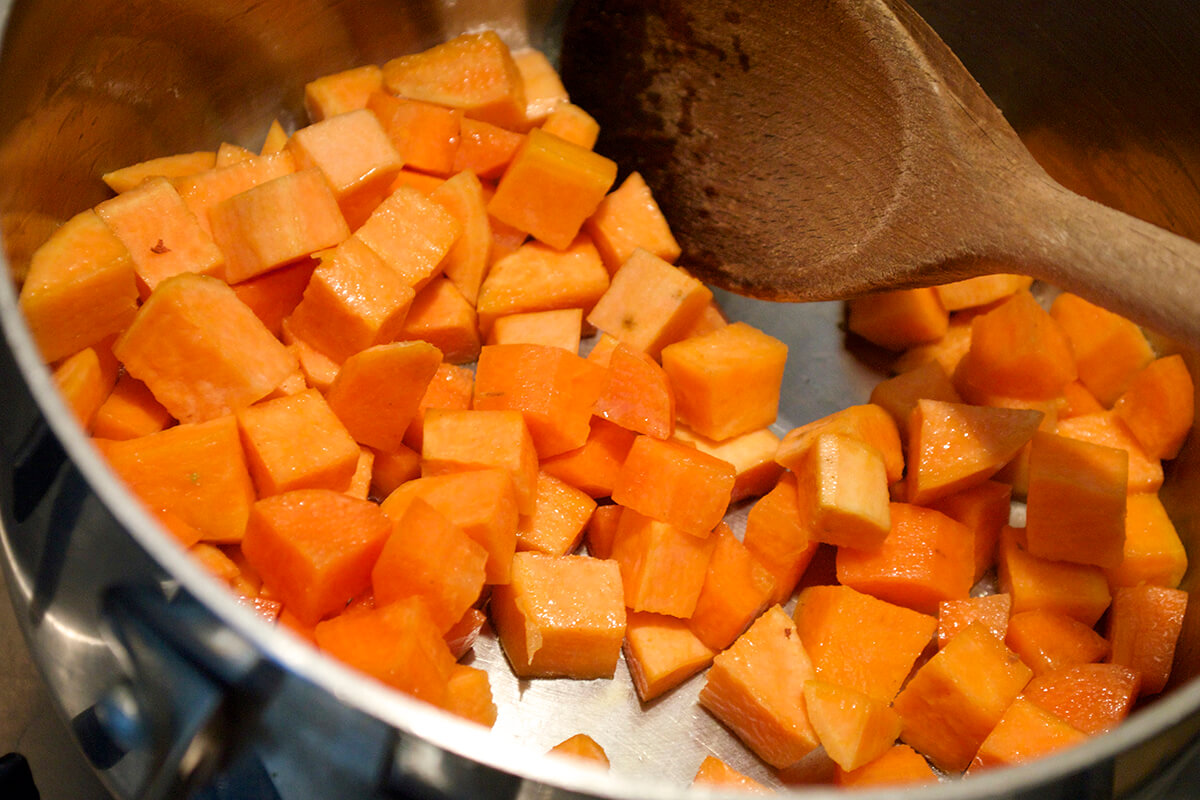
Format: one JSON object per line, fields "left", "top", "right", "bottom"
{"left": 512, "top": 48, "right": 569, "bottom": 124}
{"left": 430, "top": 170, "right": 492, "bottom": 306}
{"left": 53, "top": 345, "right": 118, "bottom": 431}
{"left": 846, "top": 287, "right": 948, "bottom": 351}
{"left": 355, "top": 185, "right": 462, "bottom": 291}
{"left": 516, "top": 471, "right": 597, "bottom": 556}
{"left": 92, "top": 373, "right": 174, "bottom": 441}
{"left": 937, "top": 593, "right": 1011, "bottom": 650}
{"left": 548, "top": 734, "right": 609, "bottom": 767}
{"left": 1050, "top": 292, "right": 1154, "bottom": 407}
{"left": 892, "top": 314, "right": 974, "bottom": 376}
{"left": 687, "top": 523, "right": 776, "bottom": 651}
{"left": 444, "top": 608, "right": 488, "bottom": 660}
{"left": 102, "top": 150, "right": 216, "bottom": 193}
{"left": 1106, "top": 492, "right": 1188, "bottom": 589}
{"left": 420, "top": 408, "right": 539, "bottom": 514}
{"left": 281, "top": 319, "right": 339, "bottom": 392}
{"left": 403, "top": 362, "right": 474, "bottom": 452}
{"left": 387, "top": 168, "right": 446, "bottom": 195}
{"left": 996, "top": 526, "right": 1111, "bottom": 626}
{"left": 539, "top": 102, "right": 601, "bottom": 149}
{"left": 868, "top": 359, "right": 962, "bottom": 434}
{"left": 539, "top": 418, "right": 636, "bottom": 499}
{"left": 487, "top": 308, "right": 583, "bottom": 353}
{"left": 175, "top": 151, "right": 297, "bottom": 237}
{"left": 834, "top": 744, "right": 937, "bottom": 788}
{"left": 691, "top": 756, "right": 770, "bottom": 792}
{"left": 396, "top": 278, "right": 481, "bottom": 364}
{"left": 1107, "top": 584, "right": 1188, "bottom": 696}
{"left": 229, "top": 257, "right": 315, "bottom": 339}
{"left": 1023, "top": 664, "right": 1141, "bottom": 735}
{"left": 968, "top": 696, "right": 1087, "bottom": 773}
{"left": 367, "top": 92, "right": 462, "bottom": 177}
{"left": 583, "top": 503, "right": 623, "bottom": 560}
{"left": 934, "top": 273, "right": 1033, "bottom": 311}
{"left": 611, "top": 435, "right": 735, "bottom": 537}
{"left": 304, "top": 64, "right": 383, "bottom": 122}
{"left": 1113, "top": 355, "right": 1195, "bottom": 460}
{"left": 803, "top": 679, "right": 902, "bottom": 772}
{"left": 345, "top": 447, "right": 374, "bottom": 500}
{"left": 743, "top": 473, "right": 819, "bottom": 604}
{"left": 1005, "top": 608, "right": 1109, "bottom": 676}
{"left": 585, "top": 171, "right": 681, "bottom": 275}
{"left": 442, "top": 664, "right": 497, "bottom": 727}
{"left": 1055, "top": 411, "right": 1163, "bottom": 494}
{"left": 928, "top": 480, "right": 1012, "bottom": 583}
{"left": 490, "top": 552, "right": 626, "bottom": 679}
{"left": 452, "top": 117, "right": 525, "bottom": 180}
{"left": 325, "top": 341, "right": 442, "bottom": 452}
{"left": 214, "top": 142, "right": 256, "bottom": 167}
{"left": 796, "top": 433, "right": 891, "bottom": 551}
{"left": 672, "top": 425, "right": 783, "bottom": 504}
{"left": 776, "top": 403, "right": 905, "bottom": 486}
{"left": 1060, "top": 379, "right": 1107, "bottom": 418}
{"left": 610, "top": 508, "right": 718, "bottom": 617}
{"left": 623, "top": 610, "right": 716, "bottom": 702}
{"left": 593, "top": 341, "right": 675, "bottom": 439}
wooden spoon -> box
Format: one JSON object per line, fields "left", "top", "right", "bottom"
{"left": 559, "top": 0, "right": 1200, "bottom": 342}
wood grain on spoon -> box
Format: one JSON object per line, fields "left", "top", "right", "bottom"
{"left": 560, "top": 0, "right": 1200, "bottom": 343}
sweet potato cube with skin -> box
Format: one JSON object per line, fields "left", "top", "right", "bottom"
{"left": 476, "top": 234, "right": 610, "bottom": 334}
{"left": 210, "top": 169, "right": 350, "bottom": 284}
{"left": 892, "top": 622, "right": 1032, "bottom": 773}
{"left": 453, "top": 118, "right": 525, "bottom": 180}
{"left": 114, "top": 273, "right": 297, "bottom": 423}
{"left": 396, "top": 278, "right": 481, "bottom": 364}
{"left": 304, "top": 64, "right": 382, "bottom": 122}
{"left": 92, "top": 374, "right": 174, "bottom": 441}
{"left": 938, "top": 593, "right": 1011, "bottom": 650}
{"left": 443, "top": 664, "right": 497, "bottom": 727}
{"left": 236, "top": 389, "right": 360, "bottom": 496}
{"left": 743, "top": 472, "right": 819, "bottom": 604}
{"left": 691, "top": 756, "right": 770, "bottom": 793}
{"left": 1107, "top": 584, "right": 1188, "bottom": 697}
{"left": 793, "top": 584, "right": 937, "bottom": 703}
{"left": 935, "top": 273, "right": 1033, "bottom": 311}
{"left": 585, "top": 171, "right": 681, "bottom": 275}
{"left": 834, "top": 744, "right": 937, "bottom": 788}
{"left": 593, "top": 341, "right": 675, "bottom": 439}
{"left": 928, "top": 480, "right": 1012, "bottom": 583}
{"left": 688, "top": 523, "right": 777, "bottom": 651}
{"left": 488, "top": 308, "right": 583, "bottom": 352}
{"left": 489, "top": 128, "right": 617, "bottom": 250}
{"left": 1024, "top": 431, "right": 1128, "bottom": 569}
{"left": 371, "top": 497, "right": 488, "bottom": 633}
{"left": 797, "top": 433, "right": 891, "bottom": 551}
{"left": 906, "top": 399, "right": 1043, "bottom": 505}
{"left": 837, "top": 503, "right": 974, "bottom": 615}
{"left": 383, "top": 31, "right": 527, "bottom": 130}
{"left": 612, "top": 435, "right": 735, "bottom": 537}
{"left": 429, "top": 170, "right": 492, "bottom": 306}
{"left": 96, "top": 176, "right": 225, "bottom": 292}
{"left": 355, "top": 186, "right": 462, "bottom": 291}
{"left": 1005, "top": 609, "right": 1109, "bottom": 676}
{"left": 968, "top": 696, "right": 1088, "bottom": 773}
{"left": 672, "top": 425, "right": 783, "bottom": 504}
{"left": 175, "top": 151, "right": 297, "bottom": 237}
{"left": 516, "top": 471, "right": 597, "bottom": 556}
{"left": 53, "top": 346, "right": 118, "bottom": 431}
{"left": 1114, "top": 355, "right": 1195, "bottom": 460}
{"left": 1106, "top": 493, "right": 1188, "bottom": 589}
{"left": 776, "top": 404, "right": 905, "bottom": 486}
{"left": 1050, "top": 292, "right": 1155, "bottom": 407}
{"left": 513, "top": 48, "right": 568, "bottom": 124}
{"left": 473, "top": 343, "right": 607, "bottom": 457}
{"left": 19, "top": 209, "right": 138, "bottom": 363}
{"left": 231, "top": 257, "right": 315, "bottom": 339}
{"left": 490, "top": 552, "right": 625, "bottom": 679}
{"left": 539, "top": 418, "right": 636, "bottom": 499}
{"left": 325, "top": 341, "right": 442, "bottom": 452}
{"left": 380, "top": 468, "right": 518, "bottom": 585}
{"left": 996, "top": 526, "right": 1111, "bottom": 626}
{"left": 803, "top": 680, "right": 903, "bottom": 772}
{"left": 102, "top": 150, "right": 217, "bottom": 193}
{"left": 846, "top": 287, "right": 949, "bottom": 351}
{"left": 699, "top": 605, "right": 821, "bottom": 769}
{"left": 1023, "top": 664, "right": 1141, "bottom": 735}
{"left": 403, "top": 362, "right": 474, "bottom": 452}
{"left": 367, "top": 92, "right": 462, "bottom": 177}
{"left": 868, "top": 359, "right": 962, "bottom": 435}
{"left": 623, "top": 611, "right": 716, "bottom": 702}
{"left": 242, "top": 489, "right": 392, "bottom": 625}
{"left": 586, "top": 249, "right": 712, "bottom": 358}
{"left": 314, "top": 597, "right": 455, "bottom": 705}
{"left": 548, "top": 734, "right": 610, "bottom": 767}
{"left": 611, "top": 508, "right": 718, "bottom": 617}
{"left": 421, "top": 408, "right": 539, "bottom": 514}
{"left": 1055, "top": 412, "right": 1163, "bottom": 494}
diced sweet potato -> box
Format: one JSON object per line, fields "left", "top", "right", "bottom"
{"left": 996, "top": 526, "right": 1111, "bottom": 626}
{"left": 691, "top": 756, "right": 770, "bottom": 792}
{"left": 53, "top": 345, "right": 118, "bottom": 431}
{"left": 421, "top": 408, "right": 539, "bottom": 515}
{"left": 92, "top": 373, "right": 174, "bottom": 441}
{"left": 325, "top": 341, "right": 442, "bottom": 452}
{"left": 1050, "top": 292, "right": 1154, "bottom": 407}
{"left": 442, "top": 664, "right": 497, "bottom": 727}
{"left": 1023, "top": 664, "right": 1141, "bottom": 735}
{"left": 175, "top": 151, "right": 297, "bottom": 237}
{"left": 355, "top": 185, "right": 462, "bottom": 291}
{"left": 430, "top": 170, "right": 492, "bottom": 306}
{"left": 743, "top": 473, "right": 819, "bottom": 604}
{"left": 776, "top": 404, "right": 905, "bottom": 486}
{"left": 1055, "top": 411, "right": 1163, "bottom": 494}
{"left": 102, "top": 150, "right": 217, "bottom": 193}
{"left": 452, "top": 117, "right": 525, "bottom": 180}
{"left": 937, "top": 593, "right": 1010, "bottom": 650}
{"left": 796, "top": 433, "right": 891, "bottom": 551}
{"left": 487, "top": 308, "right": 583, "bottom": 353}
{"left": 687, "top": 522, "right": 777, "bottom": 651}
{"left": 367, "top": 92, "right": 461, "bottom": 178}
{"left": 403, "top": 362, "right": 475, "bottom": 453}
{"left": 516, "top": 471, "right": 597, "bottom": 556}
{"left": 846, "top": 288, "right": 948, "bottom": 351}
{"left": 611, "top": 508, "right": 718, "bottom": 617}
{"left": 1005, "top": 609, "right": 1109, "bottom": 676}
{"left": 611, "top": 435, "right": 735, "bottom": 537}
{"left": 230, "top": 257, "right": 314, "bottom": 339}
{"left": 968, "top": 696, "right": 1087, "bottom": 773}
{"left": 927, "top": 480, "right": 1012, "bottom": 583}
{"left": 540, "top": 103, "right": 600, "bottom": 149}
{"left": 868, "top": 359, "right": 962, "bottom": 435}
{"left": 834, "top": 744, "right": 937, "bottom": 788}
{"left": 592, "top": 341, "right": 675, "bottom": 439}
{"left": 1106, "top": 492, "right": 1188, "bottom": 589}
{"left": 548, "top": 734, "right": 609, "bottom": 767}
{"left": 935, "top": 273, "right": 1032, "bottom": 311}
{"left": 1107, "top": 584, "right": 1188, "bottom": 696}
{"left": 803, "top": 679, "right": 902, "bottom": 772}
{"left": 304, "top": 64, "right": 383, "bottom": 122}
{"left": 623, "top": 610, "right": 715, "bottom": 702}
{"left": 1113, "top": 355, "right": 1195, "bottom": 460}
{"left": 672, "top": 425, "right": 783, "bottom": 504}
{"left": 539, "top": 418, "right": 636, "bottom": 499}
{"left": 585, "top": 171, "right": 681, "bottom": 275}
{"left": 396, "top": 278, "right": 482, "bottom": 364}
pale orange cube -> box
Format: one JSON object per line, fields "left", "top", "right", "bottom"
{"left": 304, "top": 64, "right": 383, "bottom": 122}
{"left": 53, "top": 345, "right": 118, "bottom": 431}
{"left": 369, "top": 444, "right": 421, "bottom": 499}
{"left": 92, "top": 373, "right": 174, "bottom": 441}
{"left": 490, "top": 552, "right": 626, "bottom": 679}
{"left": 368, "top": 92, "right": 463, "bottom": 177}
{"left": 442, "top": 664, "right": 497, "bottom": 728}
{"left": 420, "top": 408, "right": 539, "bottom": 515}
{"left": 548, "top": 734, "right": 609, "bottom": 767}
{"left": 403, "top": 362, "right": 475, "bottom": 452}
{"left": 691, "top": 756, "right": 770, "bottom": 792}
{"left": 935, "top": 273, "right": 1033, "bottom": 311}
{"left": 175, "top": 151, "right": 297, "bottom": 237}
{"left": 513, "top": 48, "right": 569, "bottom": 124}
{"left": 516, "top": 471, "right": 597, "bottom": 556}
{"left": 997, "top": 526, "right": 1112, "bottom": 626}
{"left": 429, "top": 170, "right": 491, "bottom": 305}
{"left": 1113, "top": 355, "right": 1195, "bottom": 460}
{"left": 834, "top": 744, "right": 937, "bottom": 788}
{"left": 846, "top": 287, "right": 948, "bottom": 351}
{"left": 937, "top": 593, "right": 1011, "bottom": 649}
{"left": 803, "top": 679, "right": 902, "bottom": 772}
{"left": 325, "top": 341, "right": 443, "bottom": 452}
{"left": 623, "top": 611, "right": 715, "bottom": 702}
{"left": 776, "top": 403, "right": 905, "bottom": 486}
{"left": 671, "top": 425, "right": 783, "bottom": 504}
{"left": 796, "top": 433, "right": 891, "bottom": 551}
{"left": 1050, "top": 292, "right": 1154, "bottom": 407}
{"left": 611, "top": 435, "right": 735, "bottom": 537}
{"left": 345, "top": 447, "right": 374, "bottom": 500}
{"left": 1105, "top": 493, "right": 1188, "bottom": 589}
{"left": 396, "top": 278, "right": 481, "bottom": 364}
{"left": 487, "top": 308, "right": 584, "bottom": 353}
{"left": 355, "top": 186, "right": 462, "bottom": 290}
{"left": 281, "top": 319, "right": 339, "bottom": 392}
{"left": 102, "top": 150, "right": 216, "bottom": 193}
{"left": 539, "top": 418, "right": 637, "bottom": 499}
{"left": 585, "top": 171, "right": 681, "bottom": 274}
{"left": 968, "top": 697, "right": 1087, "bottom": 773}
{"left": 611, "top": 508, "right": 718, "bottom": 618}
{"left": 688, "top": 523, "right": 776, "bottom": 651}
{"left": 539, "top": 103, "right": 601, "bottom": 150}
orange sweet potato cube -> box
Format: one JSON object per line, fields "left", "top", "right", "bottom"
{"left": 928, "top": 480, "right": 1012, "bottom": 584}
{"left": 1050, "top": 292, "right": 1154, "bottom": 407}
{"left": 539, "top": 418, "right": 636, "bottom": 500}
{"left": 776, "top": 403, "right": 905, "bottom": 486}
{"left": 403, "top": 362, "right": 474, "bottom": 452}
{"left": 623, "top": 610, "right": 715, "bottom": 702}
{"left": 345, "top": 447, "right": 374, "bottom": 500}
{"left": 610, "top": 508, "right": 718, "bottom": 617}
{"left": 236, "top": 388, "right": 361, "bottom": 496}
{"left": 803, "top": 679, "right": 903, "bottom": 772}
{"left": 611, "top": 435, "right": 735, "bottom": 537}
{"left": 355, "top": 185, "right": 462, "bottom": 291}
{"left": 281, "top": 319, "right": 339, "bottom": 392}
{"left": 583, "top": 503, "right": 623, "bottom": 560}
{"left": 230, "top": 257, "right": 314, "bottom": 339}
{"left": 516, "top": 471, "right": 597, "bottom": 556}
{"left": 868, "top": 359, "right": 962, "bottom": 435}
{"left": 368, "top": 92, "right": 462, "bottom": 177}
{"left": 698, "top": 605, "right": 821, "bottom": 769}
{"left": 53, "top": 345, "right": 118, "bottom": 431}
{"left": 442, "top": 664, "right": 497, "bottom": 727}
{"left": 996, "top": 526, "right": 1111, "bottom": 626}
{"left": 672, "top": 425, "right": 783, "bottom": 504}
{"left": 937, "top": 593, "right": 1011, "bottom": 650}
{"left": 796, "top": 433, "right": 891, "bottom": 551}
{"left": 846, "top": 287, "right": 948, "bottom": 351}
{"left": 369, "top": 445, "right": 423, "bottom": 503}
{"left": 1055, "top": 411, "right": 1163, "bottom": 494}
{"left": 1113, "top": 355, "right": 1195, "bottom": 460}
{"left": 968, "top": 696, "right": 1087, "bottom": 773}
{"left": 1005, "top": 609, "right": 1109, "bottom": 676}
{"left": 429, "top": 170, "right": 492, "bottom": 306}
{"left": 513, "top": 48, "right": 569, "bottom": 124}
{"left": 1106, "top": 492, "right": 1188, "bottom": 589}
{"left": 1023, "top": 664, "right": 1141, "bottom": 735}
{"left": 892, "top": 314, "right": 974, "bottom": 376}
{"left": 396, "top": 278, "right": 481, "bottom": 364}
{"left": 1107, "top": 584, "right": 1188, "bottom": 697}
{"left": 892, "top": 622, "right": 1033, "bottom": 773}
{"left": 325, "top": 341, "right": 443, "bottom": 452}
{"left": 688, "top": 523, "right": 777, "bottom": 651}
{"left": 102, "top": 150, "right": 216, "bottom": 193}
{"left": 584, "top": 171, "right": 681, "bottom": 274}
{"left": 488, "top": 128, "right": 617, "bottom": 250}
{"left": 92, "top": 373, "right": 174, "bottom": 441}
{"left": 592, "top": 340, "right": 676, "bottom": 439}
{"left": 540, "top": 103, "right": 601, "bottom": 150}
{"left": 421, "top": 408, "right": 539, "bottom": 514}
{"left": 691, "top": 756, "right": 771, "bottom": 792}
{"left": 490, "top": 552, "right": 626, "bottom": 679}
{"left": 548, "top": 734, "right": 609, "bottom": 767}
{"left": 175, "top": 152, "right": 298, "bottom": 238}
{"left": 834, "top": 744, "right": 937, "bottom": 788}
{"left": 304, "top": 64, "right": 383, "bottom": 122}
{"left": 453, "top": 117, "right": 526, "bottom": 180}
{"left": 935, "top": 273, "right": 1033, "bottom": 311}
{"left": 743, "top": 472, "right": 819, "bottom": 604}
{"left": 487, "top": 308, "right": 583, "bottom": 352}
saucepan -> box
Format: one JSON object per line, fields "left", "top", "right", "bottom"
{"left": 1, "top": 0, "right": 1200, "bottom": 798}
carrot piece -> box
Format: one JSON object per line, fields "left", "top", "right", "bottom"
{"left": 699, "top": 605, "right": 820, "bottom": 769}
{"left": 304, "top": 64, "right": 383, "bottom": 122}
{"left": 354, "top": 185, "right": 462, "bottom": 291}
{"left": 611, "top": 435, "right": 735, "bottom": 537}
{"left": 516, "top": 471, "right": 597, "bottom": 556}
{"left": 892, "top": 622, "right": 1032, "bottom": 773}
{"left": 795, "top": 433, "right": 891, "bottom": 551}
{"left": 53, "top": 346, "right": 118, "bottom": 431}
{"left": 868, "top": 360, "right": 962, "bottom": 435}
{"left": 230, "top": 257, "right": 315, "bottom": 339}
{"left": 1050, "top": 292, "right": 1154, "bottom": 407}
{"left": 1106, "top": 492, "right": 1188, "bottom": 589}
{"left": 743, "top": 473, "right": 819, "bottom": 604}
{"left": 280, "top": 319, "right": 340, "bottom": 392}
{"left": 691, "top": 756, "right": 770, "bottom": 792}
{"left": 1023, "top": 664, "right": 1141, "bottom": 735}
{"left": 906, "top": 399, "right": 1043, "bottom": 505}
{"left": 114, "top": 273, "right": 297, "bottom": 423}
{"left": 452, "top": 117, "right": 526, "bottom": 180}
{"left": 583, "top": 503, "right": 622, "bottom": 560}
{"left": 836, "top": 503, "right": 974, "bottom": 615}
{"left": 325, "top": 341, "right": 442, "bottom": 452}
{"left": 239, "top": 488, "right": 391, "bottom": 625}
{"left": 968, "top": 696, "right": 1087, "bottom": 773}
{"left": 174, "top": 151, "right": 297, "bottom": 237}
{"left": 95, "top": 176, "right": 225, "bottom": 291}
{"left": 92, "top": 373, "right": 174, "bottom": 441}
{"left": 623, "top": 610, "right": 715, "bottom": 702}
{"left": 793, "top": 583, "right": 937, "bottom": 703}
{"left": 1113, "top": 355, "right": 1195, "bottom": 460}
{"left": 955, "top": 290, "right": 1076, "bottom": 401}
{"left": 539, "top": 102, "right": 601, "bottom": 150}
{"left": 776, "top": 404, "right": 905, "bottom": 486}
{"left": 548, "top": 734, "right": 610, "bottom": 767}
{"left": 611, "top": 508, "right": 718, "bottom": 617}
{"left": 476, "top": 234, "right": 610, "bottom": 334}
{"left": 421, "top": 408, "right": 539, "bottom": 514}
{"left": 1055, "top": 411, "right": 1163, "bottom": 494}
{"left": 490, "top": 552, "right": 626, "bottom": 678}
{"left": 473, "top": 343, "right": 608, "bottom": 457}
{"left": 996, "top": 526, "right": 1111, "bottom": 625}
{"left": 937, "top": 593, "right": 1011, "bottom": 650}
{"left": 685, "top": 523, "right": 776, "bottom": 650}
{"left": 892, "top": 314, "right": 974, "bottom": 376}
{"left": 488, "top": 308, "right": 583, "bottom": 352}
{"left": 441, "top": 664, "right": 497, "bottom": 727}
{"left": 315, "top": 597, "right": 456, "bottom": 704}
{"left": 403, "top": 362, "right": 474, "bottom": 452}
{"left": 846, "top": 288, "right": 948, "bottom": 351}
{"left": 585, "top": 171, "right": 681, "bottom": 275}
{"left": 834, "top": 744, "right": 937, "bottom": 788}
{"left": 928, "top": 480, "right": 1012, "bottom": 583}
{"left": 383, "top": 31, "right": 527, "bottom": 130}
{"left": 672, "top": 425, "right": 783, "bottom": 504}
{"left": 395, "top": 278, "right": 481, "bottom": 364}
{"left": 593, "top": 341, "right": 675, "bottom": 439}
{"left": 1060, "top": 379, "right": 1106, "bottom": 419}
{"left": 935, "top": 274, "right": 1033, "bottom": 311}
{"left": 210, "top": 169, "right": 350, "bottom": 284}
{"left": 1107, "top": 584, "right": 1188, "bottom": 697}
{"left": 513, "top": 48, "right": 569, "bottom": 124}
{"left": 1024, "top": 431, "right": 1128, "bottom": 568}
{"left": 1005, "top": 608, "right": 1109, "bottom": 676}
{"left": 803, "top": 679, "right": 902, "bottom": 772}
{"left": 380, "top": 468, "right": 518, "bottom": 585}
{"left": 102, "top": 150, "right": 217, "bottom": 193}
{"left": 366, "top": 92, "right": 461, "bottom": 178}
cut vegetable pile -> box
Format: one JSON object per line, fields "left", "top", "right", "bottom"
{"left": 16, "top": 27, "right": 1196, "bottom": 792}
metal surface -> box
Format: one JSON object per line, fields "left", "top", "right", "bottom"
{"left": 2, "top": 0, "right": 1200, "bottom": 799}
